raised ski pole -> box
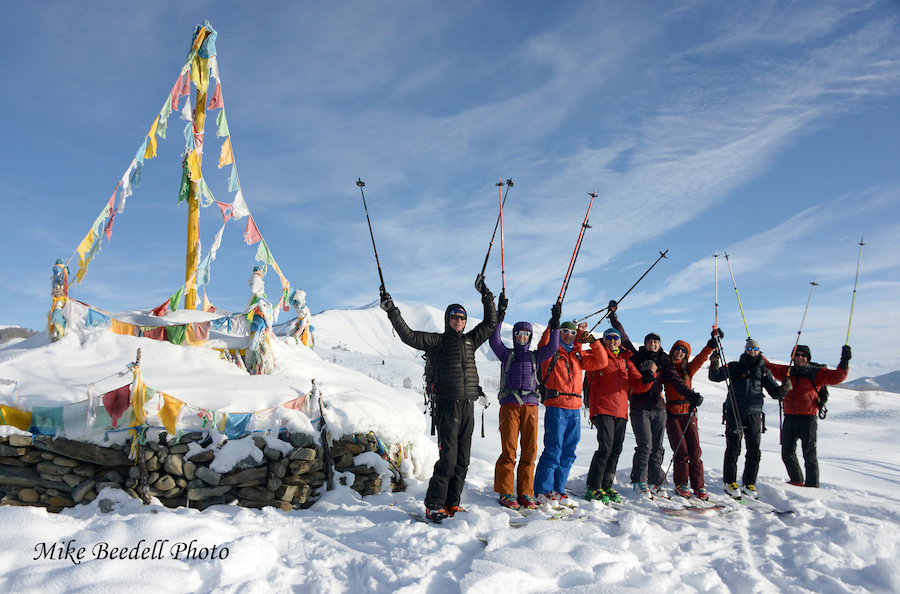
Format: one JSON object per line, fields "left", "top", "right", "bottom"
{"left": 479, "top": 178, "right": 514, "bottom": 279}
{"left": 846, "top": 239, "right": 864, "bottom": 345}
{"left": 713, "top": 252, "right": 743, "bottom": 443}
{"left": 357, "top": 178, "right": 387, "bottom": 294}
{"left": 780, "top": 279, "right": 818, "bottom": 444}
{"left": 585, "top": 250, "right": 669, "bottom": 331}
{"left": 724, "top": 253, "right": 750, "bottom": 339}
{"left": 558, "top": 191, "right": 596, "bottom": 305}
{"left": 498, "top": 179, "right": 506, "bottom": 293}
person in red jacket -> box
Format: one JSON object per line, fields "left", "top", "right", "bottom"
{"left": 766, "top": 344, "right": 850, "bottom": 488}
{"left": 583, "top": 327, "right": 653, "bottom": 503}
{"left": 664, "top": 331, "right": 717, "bottom": 501}
{"left": 533, "top": 320, "right": 608, "bottom": 508}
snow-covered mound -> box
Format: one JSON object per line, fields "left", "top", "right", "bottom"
{"left": 0, "top": 313, "right": 428, "bottom": 458}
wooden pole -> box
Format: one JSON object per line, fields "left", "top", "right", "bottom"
{"left": 184, "top": 27, "right": 210, "bottom": 310}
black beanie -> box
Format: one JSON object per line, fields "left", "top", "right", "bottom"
{"left": 645, "top": 332, "right": 661, "bottom": 343}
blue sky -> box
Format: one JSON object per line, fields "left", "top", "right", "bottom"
{"left": 2, "top": 1, "right": 898, "bottom": 369}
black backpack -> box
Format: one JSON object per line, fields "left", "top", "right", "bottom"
{"left": 422, "top": 346, "right": 444, "bottom": 436}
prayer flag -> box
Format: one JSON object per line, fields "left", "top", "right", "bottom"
{"left": 207, "top": 82, "right": 223, "bottom": 110}
{"left": 244, "top": 215, "right": 262, "bottom": 245}
{"left": 218, "top": 136, "right": 234, "bottom": 168}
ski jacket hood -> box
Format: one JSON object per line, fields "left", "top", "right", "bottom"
{"left": 444, "top": 303, "right": 466, "bottom": 334}
{"left": 664, "top": 340, "right": 713, "bottom": 415}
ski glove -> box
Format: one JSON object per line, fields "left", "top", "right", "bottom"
{"left": 550, "top": 302, "right": 562, "bottom": 330}
{"left": 607, "top": 300, "right": 618, "bottom": 313}
{"left": 707, "top": 327, "right": 724, "bottom": 350}
{"left": 777, "top": 378, "right": 793, "bottom": 399}
{"left": 379, "top": 291, "right": 395, "bottom": 312}
{"left": 498, "top": 291, "right": 508, "bottom": 321}
{"left": 839, "top": 345, "right": 851, "bottom": 369}
{"left": 689, "top": 390, "right": 703, "bottom": 410}
{"left": 708, "top": 351, "right": 720, "bottom": 374}
{"left": 474, "top": 274, "right": 486, "bottom": 295}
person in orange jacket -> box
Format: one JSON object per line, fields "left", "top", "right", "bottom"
{"left": 765, "top": 344, "right": 850, "bottom": 487}
{"left": 583, "top": 327, "right": 653, "bottom": 503}
{"left": 533, "top": 320, "right": 608, "bottom": 508}
{"left": 664, "top": 331, "right": 718, "bottom": 501}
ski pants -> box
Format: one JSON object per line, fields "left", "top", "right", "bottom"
{"left": 425, "top": 399, "right": 474, "bottom": 510}
{"left": 782, "top": 414, "right": 818, "bottom": 487}
{"left": 534, "top": 406, "right": 581, "bottom": 495}
{"left": 723, "top": 411, "right": 763, "bottom": 486}
{"left": 493, "top": 404, "right": 539, "bottom": 497}
{"left": 630, "top": 407, "right": 667, "bottom": 486}
{"left": 586, "top": 414, "right": 627, "bottom": 491}
{"left": 666, "top": 413, "right": 705, "bottom": 490}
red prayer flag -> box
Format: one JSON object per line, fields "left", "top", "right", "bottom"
{"left": 207, "top": 83, "right": 223, "bottom": 110}
{"left": 244, "top": 216, "right": 262, "bottom": 245}
{"left": 215, "top": 201, "right": 234, "bottom": 223}
{"left": 102, "top": 385, "right": 132, "bottom": 428}
{"left": 171, "top": 74, "right": 184, "bottom": 110}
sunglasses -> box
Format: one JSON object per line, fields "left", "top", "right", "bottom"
{"left": 514, "top": 330, "right": 531, "bottom": 337}
{"left": 673, "top": 346, "right": 687, "bottom": 354}
{"left": 746, "top": 347, "right": 760, "bottom": 352}
{"left": 449, "top": 314, "right": 467, "bottom": 321}
{"left": 794, "top": 352, "right": 808, "bottom": 358}
{"left": 559, "top": 329, "right": 577, "bottom": 336}
{"left": 604, "top": 335, "right": 620, "bottom": 341}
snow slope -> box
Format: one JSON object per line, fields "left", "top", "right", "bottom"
{"left": 0, "top": 304, "right": 898, "bottom": 593}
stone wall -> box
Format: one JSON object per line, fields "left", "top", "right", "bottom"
{"left": 0, "top": 430, "right": 405, "bottom": 513}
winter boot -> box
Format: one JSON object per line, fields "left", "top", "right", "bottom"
{"left": 586, "top": 488, "right": 609, "bottom": 503}
{"left": 675, "top": 484, "right": 691, "bottom": 499}
{"left": 605, "top": 488, "right": 623, "bottom": 503}
{"left": 499, "top": 494, "right": 520, "bottom": 510}
{"left": 536, "top": 493, "right": 560, "bottom": 508}
{"left": 633, "top": 482, "right": 651, "bottom": 498}
{"left": 447, "top": 505, "right": 467, "bottom": 517}
{"left": 741, "top": 484, "right": 758, "bottom": 499}
{"left": 425, "top": 507, "right": 449, "bottom": 523}
{"left": 651, "top": 484, "right": 669, "bottom": 499}
{"left": 518, "top": 494, "right": 539, "bottom": 509}
{"left": 694, "top": 487, "right": 709, "bottom": 501}
{"left": 556, "top": 492, "right": 577, "bottom": 508}
{"left": 724, "top": 482, "right": 741, "bottom": 499}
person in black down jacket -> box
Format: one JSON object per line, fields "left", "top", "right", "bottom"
{"left": 709, "top": 337, "right": 788, "bottom": 500}
{"left": 379, "top": 276, "right": 498, "bottom": 522}
{"left": 608, "top": 304, "right": 699, "bottom": 499}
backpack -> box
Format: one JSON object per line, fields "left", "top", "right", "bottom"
{"left": 499, "top": 351, "right": 537, "bottom": 405}
{"left": 537, "top": 350, "right": 580, "bottom": 403}
{"left": 422, "top": 345, "right": 444, "bottom": 436}
{"left": 810, "top": 362, "right": 829, "bottom": 419}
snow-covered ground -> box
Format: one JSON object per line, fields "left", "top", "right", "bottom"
{"left": 1, "top": 303, "right": 899, "bottom": 593}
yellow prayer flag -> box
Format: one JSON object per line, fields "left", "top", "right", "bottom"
{"left": 191, "top": 55, "right": 210, "bottom": 94}
{"left": 157, "top": 393, "right": 184, "bottom": 434}
{"left": 0, "top": 405, "right": 32, "bottom": 431}
{"left": 144, "top": 116, "right": 160, "bottom": 160}
{"left": 129, "top": 369, "right": 148, "bottom": 427}
{"left": 188, "top": 149, "right": 203, "bottom": 181}
{"left": 76, "top": 229, "right": 95, "bottom": 265}
{"left": 272, "top": 261, "right": 290, "bottom": 292}
{"left": 218, "top": 136, "right": 234, "bottom": 168}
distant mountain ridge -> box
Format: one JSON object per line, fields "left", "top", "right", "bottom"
{"left": 842, "top": 369, "right": 900, "bottom": 393}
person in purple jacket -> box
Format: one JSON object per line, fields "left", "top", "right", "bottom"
{"left": 490, "top": 299, "right": 561, "bottom": 510}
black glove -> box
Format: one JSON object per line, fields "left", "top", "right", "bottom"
{"left": 839, "top": 345, "right": 851, "bottom": 369}
{"left": 474, "top": 274, "right": 486, "bottom": 295}
{"left": 550, "top": 302, "right": 562, "bottom": 330}
{"left": 608, "top": 310, "right": 618, "bottom": 326}
{"left": 707, "top": 327, "right": 723, "bottom": 350}
{"left": 688, "top": 390, "right": 703, "bottom": 411}
{"left": 608, "top": 300, "right": 617, "bottom": 313}
{"left": 379, "top": 290, "right": 394, "bottom": 312}
{"left": 497, "top": 291, "right": 508, "bottom": 322}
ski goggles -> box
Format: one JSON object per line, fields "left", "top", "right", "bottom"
{"left": 514, "top": 330, "right": 531, "bottom": 337}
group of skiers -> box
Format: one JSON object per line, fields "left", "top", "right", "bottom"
{"left": 378, "top": 280, "right": 851, "bottom": 521}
